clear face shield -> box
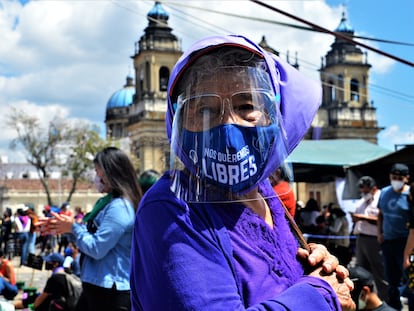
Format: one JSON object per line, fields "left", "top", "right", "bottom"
{"left": 170, "top": 59, "right": 290, "bottom": 203}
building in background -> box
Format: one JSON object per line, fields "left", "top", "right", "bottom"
{"left": 0, "top": 161, "right": 100, "bottom": 215}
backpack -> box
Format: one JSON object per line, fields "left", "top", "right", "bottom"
{"left": 64, "top": 272, "right": 82, "bottom": 311}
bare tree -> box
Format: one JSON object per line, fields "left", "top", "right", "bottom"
{"left": 63, "top": 123, "right": 112, "bottom": 203}
{"left": 7, "top": 108, "right": 111, "bottom": 206}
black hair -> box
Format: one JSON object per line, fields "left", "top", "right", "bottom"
{"left": 270, "top": 167, "right": 290, "bottom": 183}
{"left": 358, "top": 176, "right": 376, "bottom": 189}
{"left": 139, "top": 169, "right": 161, "bottom": 193}
{"left": 330, "top": 207, "right": 346, "bottom": 217}
{"left": 94, "top": 147, "right": 143, "bottom": 210}
{"left": 304, "top": 198, "right": 320, "bottom": 212}
{"left": 3, "top": 208, "right": 12, "bottom": 217}
{"left": 349, "top": 266, "right": 375, "bottom": 304}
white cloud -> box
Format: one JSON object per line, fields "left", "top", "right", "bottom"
{"left": 378, "top": 124, "right": 414, "bottom": 150}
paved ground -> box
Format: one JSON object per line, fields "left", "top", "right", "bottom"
{"left": 14, "top": 261, "right": 51, "bottom": 293}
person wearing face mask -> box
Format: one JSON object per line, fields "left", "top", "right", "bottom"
{"left": 351, "top": 176, "right": 388, "bottom": 302}
{"left": 37, "top": 147, "right": 143, "bottom": 311}
{"left": 349, "top": 266, "right": 397, "bottom": 311}
{"left": 378, "top": 163, "right": 412, "bottom": 311}
{"left": 130, "top": 35, "right": 356, "bottom": 311}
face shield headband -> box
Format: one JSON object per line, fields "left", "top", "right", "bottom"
{"left": 169, "top": 64, "right": 290, "bottom": 203}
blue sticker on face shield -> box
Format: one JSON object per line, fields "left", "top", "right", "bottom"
{"left": 179, "top": 123, "right": 278, "bottom": 193}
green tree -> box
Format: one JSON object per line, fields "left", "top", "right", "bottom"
{"left": 7, "top": 108, "right": 112, "bottom": 206}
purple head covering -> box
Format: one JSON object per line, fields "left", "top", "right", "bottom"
{"left": 166, "top": 34, "right": 321, "bottom": 187}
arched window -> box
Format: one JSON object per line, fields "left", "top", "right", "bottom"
{"left": 337, "top": 75, "right": 344, "bottom": 102}
{"left": 350, "top": 79, "right": 359, "bottom": 102}
{"left": 328, "top": 80, "right": 335, "bottom": 101}
{"left": 139, "top": 69, "right": 144, "bottom": 97}
{"left": 145, "top": 62, "right": 150, "bottom": 92}
{"left": 159, "top": 66, "right": 170, "bottom": 91}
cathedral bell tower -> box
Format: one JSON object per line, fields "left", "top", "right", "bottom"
{"left": 128, "top": 1, "right": 182, "bottom": 173}
{"left": 313, "top": 13, "right": 383, "bottom": 143}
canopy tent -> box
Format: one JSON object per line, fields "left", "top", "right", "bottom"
{"left": 343, "top": 144, "right": 414, "bottom": 199}
{"left": 287, "top": 139, "right": 392, "bottom": 183}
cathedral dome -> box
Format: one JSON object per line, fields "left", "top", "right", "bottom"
{"left": 148, "top": 1, "right": 169, "bottom": 22}
{"left": 106, "top": 75, "right": 135, "bottom": 109}
{"left": 335, "top": 12, "right": 354, "bottom": 34}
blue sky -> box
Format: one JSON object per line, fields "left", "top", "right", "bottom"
{"left": 0, "top": 0, "right": 413, "bottom": 162}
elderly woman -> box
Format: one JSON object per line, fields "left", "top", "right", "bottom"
{"left": 130, "top": 35, "right": 355, "bottom": 311}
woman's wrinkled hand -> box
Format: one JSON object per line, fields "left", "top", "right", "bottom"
{"left": 308, "top": 266, "right": 356, "bottom": 311}
{"left": 297, "top": 243, "right": 340, "bottom": 274}
{"left": 297, "top": 243, "right": 356, "bottom": 311}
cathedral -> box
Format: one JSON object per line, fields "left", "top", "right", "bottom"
{"left": 104, "top": 2, "right": 382, "bottom": 175}
{"left": 314, "top": 12, "right": 383, "bottom": 142}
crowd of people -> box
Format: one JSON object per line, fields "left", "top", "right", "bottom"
{"left": 0, "top": 203, "right": 84, "bottom": 263}
{"left": 294, "top": 163, "right": 414, "bottom": 311}
{"left": 0, "top": 34, "right": 412, "bottom": 311}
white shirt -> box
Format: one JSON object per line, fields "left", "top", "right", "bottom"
{"left": 352, "top": 189, "right": 381, "bottom": 236}
{"left": 14, "top": 215, "right": 31, "bottom": 233}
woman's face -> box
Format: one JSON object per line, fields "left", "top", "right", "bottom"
{"left": 95, "top": 164, "right": 111, "bottom": 193}
{"left": 178, "top": 69, "right": 273, "bottom": 132}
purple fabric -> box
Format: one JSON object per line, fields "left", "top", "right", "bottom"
{"left": 214, "top": 180, "right": 303, "bottom": 306}
{"left": 166, "top": 34, "right": 321, "bottom": 178}
{"left": 130, "top": 173, "right": 341, "bottom": 310}
{"left": 19, "top": 215, "right": 29, "bottom": 227}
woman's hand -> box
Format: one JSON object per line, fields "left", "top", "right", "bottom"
{"left": 35, "top": 212, "right": 74, "bottom": 235}
{"left": 297, "top": 243, "right": 356, "bottom": 311}
{"left": 308, "top": 266, "right": 356, "bottom": 311}
{"left": 297, "top": 243, "right": 340, "bottom": 274}
{"left": 35, "top": 217, "right": 53, "bottom": 235}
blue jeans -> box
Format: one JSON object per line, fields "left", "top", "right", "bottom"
{"left": 16, "top": 232, "right": 29, "bottom": 266}
{"left": 0, "top": 277, "right": 18, "bottom": 300}
{"left": 28, "top": 232, "right": 37, "bottom": 255}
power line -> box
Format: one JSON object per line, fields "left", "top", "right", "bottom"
{"left": 162, "top": 3, "right": 230, "bottom": 38}
{"left": 164, "top": 2, "right": 414, "bottom": 47}
{"left": 249, "top": 0, "right": 414, "bottom": 67}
